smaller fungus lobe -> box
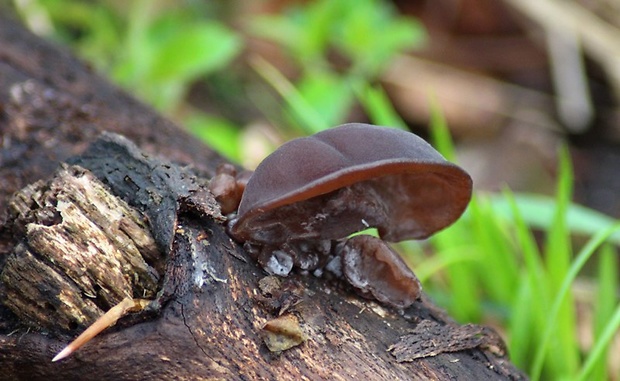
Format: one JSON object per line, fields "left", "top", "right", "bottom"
{"left": 208, "top": 163, "right": 252, "bottom": 215}
{"left": 341, "top": 235, "right": 421, "bottom": 309}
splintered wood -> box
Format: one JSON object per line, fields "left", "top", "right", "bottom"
{"left": 1, "top": 164, "right": 161, "bottom": 333}
{"left": 388, "top": 320, "right": 506, "bottom": 362}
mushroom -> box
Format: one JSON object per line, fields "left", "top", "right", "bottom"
{"left": 228, "top": 123, "right": 472, "bottom": 307}
{"left": 230, "top": 123, "right": 471, "bottom": 244}
{"left": 340, "top": 235, "right": 421, "bottom": 309}
{"left": 208, "top": 163, "right": 253, "bottom": 215}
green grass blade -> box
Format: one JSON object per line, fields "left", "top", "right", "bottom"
{"left": 509, "top": 276, "right": 537, "bottom": 367}
{"left": 585, "top": 244, "right": 618, "bottom": 381}
{"left": 427, "top": 96, "right": 455, "bottom": 161}
{"left": 413, "top": 245, "right": 479, "bottom": 284}
{"left": 503, "top": 189, "right": 546, "bottom": 298}
{"left": 294, "top": 71, "right": 354, "bottom": 130}
{"left": 578, "top": 302, "right": 620, "bottom": 381}
{"left": 426, "top": 109, "right": 482, "bottom": 321}
{"left": 354, "top": 82, "right": 407, "bottom": 129}
{"left": 487, "top": 193, "right": 620, "bottom": 244}
{"left": 468, "top": 196, "right": 520, "bottom": 305}
{"left": 542, "top": 146, "right": 579, "bottom": 377}
{"left": 530, "top": 222, "right": 620, "bottom": 381}
{"left": 504, "top": 189, "right": 547, "bottom": 368}
{"left": 251, "top": 55, "right": 330, "bottom": 133}
{"left": 431, "top": 220, "right": 483, "bottom": 322}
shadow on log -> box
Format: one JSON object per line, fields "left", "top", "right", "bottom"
{"left": 0, "top": 11, "right": 527, "bottom": 381}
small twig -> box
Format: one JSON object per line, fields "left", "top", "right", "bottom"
{"left": 52, "top": 298, "right": 150, "bottom": 362}
{"left": 546, "top": 26, "right": 593, "bottom": 132}
{"left": 504, "top": 0, "right": 620, "bottom": 100}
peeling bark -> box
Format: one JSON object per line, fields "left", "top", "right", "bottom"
{"left": 2, "top": 164, "right": 161, "bottom": 333}
{"left": 0, "top": 10, "right": 527, "bottom": 381}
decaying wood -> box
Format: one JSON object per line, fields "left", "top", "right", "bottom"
{"left": 0, "top": 10, "right": 527, "bottom": 381}
{"left": 388, "top": 320, "right": 507, "bottom": 362}
{"left": 2, "top": 163, "right": 161, "bottom": 333}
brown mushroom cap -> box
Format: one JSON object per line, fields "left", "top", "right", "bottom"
{"left": 230, "top": 123, "right": 472, "bottom": 244}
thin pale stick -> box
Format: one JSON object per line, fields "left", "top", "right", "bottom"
{"left": 52, "top": 297, "right": 149, "bottom": 362}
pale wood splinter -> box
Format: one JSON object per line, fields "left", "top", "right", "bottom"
{"left": 52, "top": 297, "right": 150, "bottom": 362}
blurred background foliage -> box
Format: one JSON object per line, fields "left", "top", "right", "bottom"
{"left": 13, "top": 0, "right": 620, "bottom": 380}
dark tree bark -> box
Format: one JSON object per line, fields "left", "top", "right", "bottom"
{"left": 0, "top": 11, "right": 527, "bottom": 381}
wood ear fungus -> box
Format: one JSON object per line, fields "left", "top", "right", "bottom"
{"left": 224, "top": 123, "right": 472, "bottom": 308}
{"left": 229, "top": 123, "right": 471, "bottom": 244}
{"left": 208, "top": 163, "right": 252, "bottom": 215}
{"left": 340, "top": 235, "right": 421, "bottom": 309}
